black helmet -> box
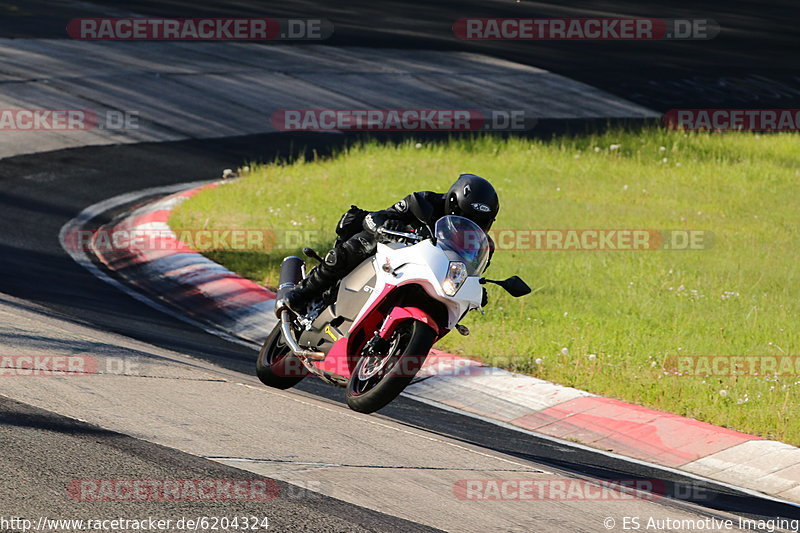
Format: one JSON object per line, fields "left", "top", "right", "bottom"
{"left": 445, "top": 174, "right": 499, "bottom": 230}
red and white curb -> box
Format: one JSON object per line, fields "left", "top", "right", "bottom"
{"left": 89, "top": 182, "right": 277, "bottom": 343}
{"left": 61, "top": 181, "right": 800, "bottom": 506}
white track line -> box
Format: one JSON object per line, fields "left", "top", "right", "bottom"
{"left": 58, "top": 180, "right": 259, "bottom": 350}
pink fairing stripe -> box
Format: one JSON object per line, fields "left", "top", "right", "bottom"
{"left": 379, "top": 306, "right": 441, "bottom": 338}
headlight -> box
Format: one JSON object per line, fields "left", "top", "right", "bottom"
{"left": 442, "top": 261, "right": 468, "bottom": 296}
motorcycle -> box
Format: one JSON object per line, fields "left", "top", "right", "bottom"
{"left": 256, "top": 210, "right": 531, "bottom": 413}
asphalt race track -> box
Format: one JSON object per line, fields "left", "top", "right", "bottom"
{"left": 1, "top": 0, "right": 798, "bottom": 110}
{"left": 1, "top": 134, "right": 799, "bottom": 530}
{"left": 0, "top": 396, "right": 437, "bottom": 532}
{"left": 1, "top": 0, "right": 800, "bottom": 531}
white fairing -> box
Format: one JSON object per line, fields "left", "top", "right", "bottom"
{"left": 351, "top": 239, "right": 484, "bottom": 330}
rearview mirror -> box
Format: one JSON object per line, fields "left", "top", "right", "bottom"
{"left": 480, "top": 276, "right": 532, "bottom": 298}
{"left": 410, "top": 198, "right": 436, "bottom": 241}
{"left": 499, "top": 276, "right": 531, "bottom": 297}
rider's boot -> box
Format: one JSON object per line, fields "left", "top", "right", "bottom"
{"left": 284, "top": 233, "right": 374, "bottom": 315}
{"left": 284, "top": 264, "right": 337, "bottom": 315}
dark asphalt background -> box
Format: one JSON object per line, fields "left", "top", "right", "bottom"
{"left": 1, "top": 0, "right": 798, "bottom": 110}
{"left": 1, "top": 0, "right": 799, "bottom": 528}
{"left": 0, "top": 396, "right": 441, "bottom": 532}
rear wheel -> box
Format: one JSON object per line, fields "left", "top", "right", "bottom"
{"left": 346, "top": 320, "right": 436, "bottom": 413}
{"left": 256, "top": 323, "right": 309, "bottom": 389}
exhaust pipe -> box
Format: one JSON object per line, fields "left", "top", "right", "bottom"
{"left": 274, "top": 256, "right": 305, "bottom": 317}
{"left": 274, "top": 256, "right": 325, "bottom": 361}
{"left": 280, "top": 311, "right": 325, "bottom": 361}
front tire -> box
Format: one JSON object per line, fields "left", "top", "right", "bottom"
{"left": 256, "top": 323, "right": 309, "bottom": 389}
{"left": 346, "top": 320, "right": 436, "bottom": 413}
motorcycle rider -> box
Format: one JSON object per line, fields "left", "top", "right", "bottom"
{"left": 283, "top": 173, "right": 499, "bottom": 315}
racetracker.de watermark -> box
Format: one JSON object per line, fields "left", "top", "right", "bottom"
{"left": 67, "top": 18, "right": 333, "bottom": 40}
{"left": 67, "top": 479, "right": 326, "bottom": 501}
{"left": 68, "top": 479, "right": 278, "bottom": 501}
{"left": 452, "top": 478, "right": 714, "bottom": 502}
{"left": 664, "top": 109, "right": 800, "bottom": 131}
{"left": 0, "top": 355, "right": 96, "bottom": 376}
{"left": 0, "top": 109, "right": 138, "bottom": 131}
{"left": 66, "top": 228, "right": 713, "bottom": 254}
{"left": 487, "top": 229, "right": 712, "bottom": 251}
{"left": 270, "top": 109, "right": 536, "bottom": 132}
{"left": 0, "top": 355, "right": 141, "bottom": 377}
{"left": 664, "top": 355, "right": 800, "bottom": 377}
{"left": 453, "top": 18, "right": 719, "bottom": 40}
{"left": 65, "top": 228, "right": 276, "bottom": 253}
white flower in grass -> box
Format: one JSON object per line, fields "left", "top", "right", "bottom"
{"left": 659, "top": 146, "right": 666, "bottom": 151}
{"left": 594, "top": 146, "right": 601, "bottom": 152}
{"left": 535, "top": 358, "right": 543, "bottom": 365}
{"left": 415, "top": 142, "right": 423, "bottom": 149}
{"left": 560, "top": 347, "right": 569, "bottom": 356}
{"left": 609, "top": 144, "right": 621, "bottom": 150}
{"left": 587, "top": 353, "right": 597, "bottom": 361}
{"left": 719, "top": 389, "right": 728, "bottom": 397}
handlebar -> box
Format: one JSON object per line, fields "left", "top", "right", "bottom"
{"left": 376, "top": 227, "right": 424, "bottom": 241}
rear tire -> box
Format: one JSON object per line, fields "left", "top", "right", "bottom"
{"left": 256, "top": 323, "right": 309, "bottom": 389}
{"left": 346, "top": 320, "right": 435, "bottom": 413}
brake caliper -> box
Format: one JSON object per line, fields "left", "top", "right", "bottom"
{"left": 363, "top": 332, "right": 391, "bottom": 356}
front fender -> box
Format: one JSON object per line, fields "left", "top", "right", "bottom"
{"left": 378, "top": 306, "right": 442, "bottom": 340}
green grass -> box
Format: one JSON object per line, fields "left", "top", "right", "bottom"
{"left": 170, "top": 130, "right": 800, "bottom": 444}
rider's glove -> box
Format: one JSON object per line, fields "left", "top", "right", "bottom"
{"left": 363, "top": 213, "right": 387, "bottom": 235}
{"left": 381, "top": 219, "right": 408, "bottom": 233}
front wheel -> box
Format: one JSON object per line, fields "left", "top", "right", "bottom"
{"left": 346, "top": 320, "right": 436, "bottom": 413}
{"left": 256, "top": 323, "right": 309, "bottom": 389}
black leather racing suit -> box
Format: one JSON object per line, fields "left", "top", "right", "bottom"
{"left": 292, "top": 191, "right": 491, "bottom": 305}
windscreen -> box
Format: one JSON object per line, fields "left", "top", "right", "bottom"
{"left": 434, "top": 215, "right": 490, "bottom": 275}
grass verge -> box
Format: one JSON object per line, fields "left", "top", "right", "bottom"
{"left": 170, "top": 130, "right": 799, "bottom": 444}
